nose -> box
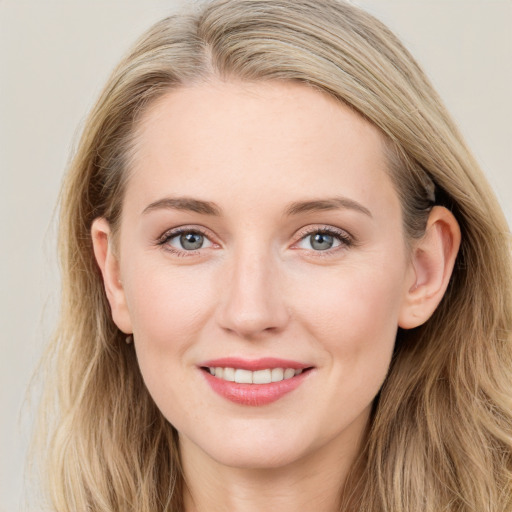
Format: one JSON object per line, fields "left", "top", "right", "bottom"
{"left": 216, "top": 247, "right": 290, "bottom": 339}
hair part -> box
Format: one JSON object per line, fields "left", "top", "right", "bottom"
{"left": 33, "top": 1, "right": 512, "bottom": 511}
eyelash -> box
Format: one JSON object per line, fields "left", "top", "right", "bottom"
{"left": 156, "top": 226, "right": 213, "bottom": 257}
{"left": 156, "top": 225, "right": 355, "bottom": 257}
{"left": 293, "top": 225, "right": 354, "bottom": 256}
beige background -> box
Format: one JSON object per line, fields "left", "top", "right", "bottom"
{"left": 1, "top": 1, "right": 510, "bottom": 510}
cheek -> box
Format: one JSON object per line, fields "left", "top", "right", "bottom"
{"left": 122, "top": 262, "right": 215, "bottom": 424}
{"left": 293, "top": 263, "right": 402, "bottom": 428}
{"left": 292, "top": 256, "right": 405, "bottom": 372}
{"left": 125, "top": 259, "right": 211, "bottom": 339}
{"left": 121, "top": 258, "right": 218, "bottom": 404}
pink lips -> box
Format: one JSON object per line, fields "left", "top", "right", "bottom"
{"left": 199, "top": 357, "right": 312, "bottom": 406}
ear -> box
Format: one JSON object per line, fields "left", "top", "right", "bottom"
{"left": 91, "top": 217, "right": 133, "bottom": 334}
{"left": 398, "top": 206, "right": 461, "bottom": 329}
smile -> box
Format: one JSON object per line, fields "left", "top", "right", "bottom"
{"left": 206, "top": 367, "right": 303, "bottom": 383}
{"left": 199, "top": 358, "right": 314, "bottom": 406}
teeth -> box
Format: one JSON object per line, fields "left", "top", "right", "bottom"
{"left": 234, "top": 369, "right": 253, "bottom": 384}
{"left": 271, "top": 368, "right": 284, "bottom": 381}
{"left": 253, "top": 369, "right": 271, "bottom": 384}
{"left": 207, "top": 367, "right": 305, "bottom": 384}
{"left": 223, "top": 367, "right": 235, "bottom": 381}
{"left": 284, "top": 368, "right": 295, "bottom": 379}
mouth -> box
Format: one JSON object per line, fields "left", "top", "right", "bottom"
{"left": 199, "top": 358, "right": 315, "bottom": 406}
{"left": 201, "top": 366, "right": 310, "bottom": 384}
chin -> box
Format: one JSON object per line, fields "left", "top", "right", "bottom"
{"left": 181, "top": 419, "right": 317, "bottom": 470}
{"left": 208, "top": 445, "right": 309, "bottom": 471}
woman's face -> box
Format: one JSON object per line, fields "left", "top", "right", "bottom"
{"left": 108, "top": 81, "right": 417, "bottom": 469}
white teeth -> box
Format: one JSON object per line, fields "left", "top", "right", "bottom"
{"left": 234, "top": 369, "right": 253, "bottom": 384}
{"left": 284, "top": 368, "right": 295, "bottom": 379}
{"left": 253, "top": 369, "right": 272, "bottom": 384}
{"left": 271, "top": 368, "right": 284, "bottom": 382}
{"left": 223, "top": 367, "right": 235, "bottom": 381}
{"left": 207, "top": 366, "right": 306, "bottom": 384}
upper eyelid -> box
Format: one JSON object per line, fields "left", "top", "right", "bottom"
{"left": 291, "top": 226, "right": 356, "bottom": 255}
{"left": 156, "top": 226, "right": 216, "bottom": 256}
{"left": 293, "top": 224, "right": 353, "bottom": 241}
{"left": 158, "top": 225, "right": 215, "bottom": 243}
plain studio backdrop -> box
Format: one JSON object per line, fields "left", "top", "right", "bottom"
{"left": 0, "top": 1, "right": 510, "bottom": 510}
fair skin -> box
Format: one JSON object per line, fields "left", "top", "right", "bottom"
{"left": 92, "top": 80, "right": 460, "bottom": 512}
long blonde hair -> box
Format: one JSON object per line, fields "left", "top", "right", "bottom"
{"left": 35, "top": 1, "right": 512, "bottom": 510}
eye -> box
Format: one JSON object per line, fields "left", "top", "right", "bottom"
{"left": 305, "top": 232, "right": 338, "bottom": 251}
{"left": 172, "top": 232, "right": 209, "bottom": 250}
{"left": 295, "top": 227, "right": 353, "bottom": 252}
{"left": 158, "top": 228, "right": 214, "bottom": 253}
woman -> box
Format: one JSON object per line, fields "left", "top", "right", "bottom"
{"left": 36, "top": 0, "right": 512, "bottom": 510}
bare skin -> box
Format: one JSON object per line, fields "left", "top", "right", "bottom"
{"left": 92, "top": 80, "right": 460, "bottom": 511}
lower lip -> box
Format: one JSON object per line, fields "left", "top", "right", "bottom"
{"left": 201, "top": 369, "right": 311, "bottom": 406}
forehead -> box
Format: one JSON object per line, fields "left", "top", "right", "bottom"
{"left": 127, "top": 80, "right": 400, "bottom": 219}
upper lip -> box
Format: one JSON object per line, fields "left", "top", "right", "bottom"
{"left": 199, "top": 357, "right": 312, "bottom": 371}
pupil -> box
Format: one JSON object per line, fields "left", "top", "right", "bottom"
{"left": 311, "top": 233, "right": 333, "bottom": 250}
{"left": 180, "top": 232, "right": 203, "bottom": 250}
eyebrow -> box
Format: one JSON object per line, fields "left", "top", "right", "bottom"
{"left": 284, "top": 197, "right": 372, "bottom": 218}
{"left": 142, "top": 195, "right": 372, "bottom": 218}
{"left": 142, "top": 197, "right": 222, "bottom": 216}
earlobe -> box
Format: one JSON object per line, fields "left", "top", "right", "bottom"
{"left": 398, "top": 206, "right": 461, "bottom": 329}
{"left": 91, "top": 218, "right": 133, "bottom": 334}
